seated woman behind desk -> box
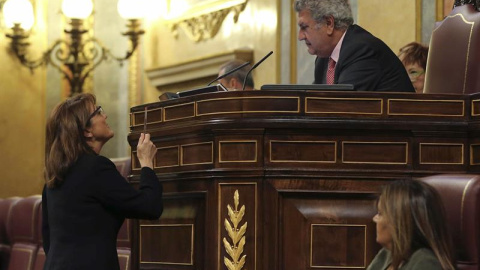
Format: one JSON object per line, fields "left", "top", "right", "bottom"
{"left": 367, "top": 179, "right": 455, "bottom": 270}
{"left": 397, "top": 42, "right": 429, "bottom": 93}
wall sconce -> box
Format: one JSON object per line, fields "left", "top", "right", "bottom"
{"left": 2, "top": 0, "right": 145, "bottom": 96}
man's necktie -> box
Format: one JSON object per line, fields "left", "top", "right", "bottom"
{"left": 326, "top": 58, "right": 336, "bottom": 85}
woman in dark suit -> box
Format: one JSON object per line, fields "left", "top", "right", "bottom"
{"left": 42, "top": 93, "right": 163, "bottom": 269}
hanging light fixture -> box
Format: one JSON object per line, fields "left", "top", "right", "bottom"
{"left": 2, "top": 0, "right": 146, "bottom": 96}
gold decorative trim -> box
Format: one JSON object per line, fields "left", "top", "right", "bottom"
{"left": 169, "top": 0, "right": 249, "bottom": 42}
{"left": 415, "top": 0, "right": 422, "bottom": 42}
{"left": 290, "top": 0, "right": 297, "bottom": 83}
{"left": 139, "top": 224, "right": 194, "bottom": 265}
{"left": 269, "top": 140, "right": 337, "bottom": 163}
{"left": 131, "top": 108, "right": 163, "bottom": 127}
{"left": 470, "top": 143, "right": 480, "bottom": 165}
{"left": 310, "top": 224, "right": 366, "bottom": 268}
{"left": 342, "top": 141, "right": 408, "bottom": 165}
{"left": 223, "top": 190, "right": 247, "bottom": 270}
{"left": 219, "top": 140, "right": 258, "bottom": 163}
{"left": 154, "top": 145, "right": 180, "bottom": 168}
{"left": 163, "top": 102, "right": 196, "bottom": 122}
{"left": 387, "top": 99, "right": 465, "bottom": 116}
{"left": 118, "top": 254, "right": 130, "bottom": 270}
{"left": 419, "top": 143, "right": 464, "bottom": 165}
{"left": 461, "top": 179, "right": 472, "bottom": 233}
{"left": 11, "top": 247, "right": 34, "bottom": 270}
{"left": 436, "top": 0, "right": 444, "bottom": 21}
{"left": 218, "top": 183, "right": 257, "bottom": 270}
{"left": 305, "top": 97, "right": 383, "bottom": 115}
{"left": 196, "top": 96, "right": 300, "bottom": 116}
{"left": 181, "top": 142, "right": 214, "bottom": 166}
{"left": 472, "top": 100, "right": 480, "bottom": 116}
{"left": 432, "top": 13, "right": 474, "bottom": 93}
{"left": 131, "top": 151, "right": 139, "bottom": 171}
{"left": 117, "top": 220, "right": 130, "bottom": 242}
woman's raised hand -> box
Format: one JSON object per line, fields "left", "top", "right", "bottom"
{"left": 136, "top": 133, "right": 157, "bottom": 169}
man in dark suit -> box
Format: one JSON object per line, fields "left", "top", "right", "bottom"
{"left": 294, "top": 0, "right": 415, "bottom": 92}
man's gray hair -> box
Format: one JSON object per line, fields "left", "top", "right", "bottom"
{"left": 219, "top": 60, "right": 254, "bottom": 88}
{"left": 294, "top": 0, "right": 354, "bottom": 30}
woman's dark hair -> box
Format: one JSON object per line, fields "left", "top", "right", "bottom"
{"left": 44, "top": 93, "right": 97, "bottom": 188}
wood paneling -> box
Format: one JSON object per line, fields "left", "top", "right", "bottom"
{"left": 129, "top": 90, "right": 480, "bottom": 270}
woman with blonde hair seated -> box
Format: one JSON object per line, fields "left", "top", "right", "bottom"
{"left": 368, "top": 179, "right": 455, "bottom": 270}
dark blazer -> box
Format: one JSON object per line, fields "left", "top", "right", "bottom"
{"left": 42, "top": 154, "right": 163, "bottom": 270}
{"left": 314, "top": 25, "right": 415, "bottom": 92}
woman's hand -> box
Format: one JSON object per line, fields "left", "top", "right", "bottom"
{"left": 136, "top": 133, "right": 157, "bottom": 169}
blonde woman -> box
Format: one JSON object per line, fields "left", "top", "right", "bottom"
{"left": 368, "top": 179, "right": 455, "bottom": 270}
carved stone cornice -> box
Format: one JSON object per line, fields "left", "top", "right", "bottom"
{"left": 170, "top": 0, "right": 249, "bottom": 42}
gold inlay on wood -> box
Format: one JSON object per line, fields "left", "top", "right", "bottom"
{"left": 310, "top": 224, "right": 366, "bottom": 268}
{"left": 472, "top": 100, "right": 480, "bottom": 116}
{"left": 130, "top": 107, "right": 163, "bottom": 127}
{"left": 342, "top": 141, "right": 408, "bottom": 165}
{"left": 223, "top": 190, "right": 247, "bottom": 270}
{"left": 419, "top": 143, "right": 464, "bottom": 165}
{"left": 387, "top": 99, "right": 465, "bottom": 116}
{"left": 11, "top": 247, "right": 33, "bottom": 270}
{"left": 117, "top": 220, "right": 130, "bottom": 242}
{"left": 196, "top": 96, "right": 300, "bottom": 116}
{"left": 219, "top": 140, "right": 258, "bottom": 163}
{"left": 218, "top": 183, "right": 257, "bottom": 270}
{"left": 139, "top": 224, "right": 194, "bottom": 265}
{"left": 305, "top": 97, "right": 383, "bottom": 115}
{"left": 163, "top": 102, "right": 196, "bottom": 122}
{"left": 470, "top": 143, "right": 480, "bottom": 165}
{"left": 461, "top": 179, "right": 472, "bottom": 233}
{"left": 269, "top": 140, "right": 337, "bottom": 163}
{"left": 131, "top": 151, "right": 140, "bottom": 171}
{"left": 118, "top": 254, "right": 130, "bottom": 270}
{"left": 154, "top": 145, "right": 180, "bottom": 168}
{"left": 181, "top": 142, "right": 214, "bottom": 166}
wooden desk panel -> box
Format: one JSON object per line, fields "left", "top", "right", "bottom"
{"left": 128, "top": 90, "right": 480, "bottom": 270}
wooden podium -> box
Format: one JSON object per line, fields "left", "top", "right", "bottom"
{"left": 127, "top": 90, "right": 480, "bottom": 270}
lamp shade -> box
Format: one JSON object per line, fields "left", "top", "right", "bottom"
{"left": 117, "top": 0, "right": 147, "bottom": 19}
{"left": 61, "top": 0, "right": 93, "bottom": 19}
{"left": 2, "top": 0, "right": 35, "bottom": 30}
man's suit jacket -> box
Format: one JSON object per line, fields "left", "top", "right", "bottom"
{"left": 314, "top": 25, "right": 415, "bottom": 92}
{"left": 42, "top": 154, "right": 163, "bottom": 270}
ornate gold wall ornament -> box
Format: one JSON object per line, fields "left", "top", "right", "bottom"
{"left": 223, "top": 190, "right": 247, "bottom": 270}
{"left": 170, "top": 0, "right": 248, "bottom": 42}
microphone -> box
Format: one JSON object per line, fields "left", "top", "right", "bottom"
{"left": 207, "top": 61, "right": 251, "bottom": 86}
{"left": 242, "top": 51, "right": 273, "bottom": 91}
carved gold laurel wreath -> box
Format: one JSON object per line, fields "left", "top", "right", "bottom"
{"left": 223, "top": 190, "right": 247, "bottom": 270}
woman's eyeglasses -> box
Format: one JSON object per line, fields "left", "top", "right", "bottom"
{"left": 408, "top": 70, "right": 425, "bottom": 81}
{"left": 86, "top": 106, "right": 104, "bottom": 126}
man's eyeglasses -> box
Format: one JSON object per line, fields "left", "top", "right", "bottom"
{"left": 86, "top": 106, "right": 104, "bottom": 126}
